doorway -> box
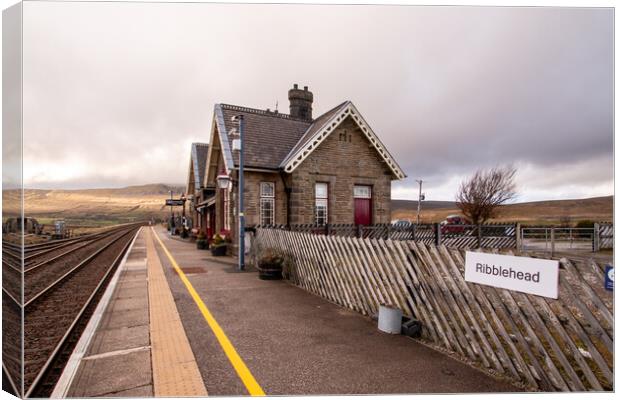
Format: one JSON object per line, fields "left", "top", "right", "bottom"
{"left": 354, "top": 185, "right": 372, "bottom": 226}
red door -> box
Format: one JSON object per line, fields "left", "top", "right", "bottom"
{"left": 354, "top": 186, "right": 372, "bottom": 226}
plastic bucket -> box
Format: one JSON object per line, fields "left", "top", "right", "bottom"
{"left": 378, "top": 305, "right": 402, "bottom": 334}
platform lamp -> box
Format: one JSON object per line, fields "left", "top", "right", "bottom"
{"left": 168, "top": 190, "right": 174, "bottom": 232}
{"left": 228, "top": 114, "right": 245, "bottom": 271}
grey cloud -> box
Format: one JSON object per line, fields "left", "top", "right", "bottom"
{"left": 19, "top": 3, "right": 613, "bottom": 201}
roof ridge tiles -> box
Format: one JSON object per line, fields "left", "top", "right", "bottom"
{"left": 219, "top": 103, "right": 312, "bottom": 122}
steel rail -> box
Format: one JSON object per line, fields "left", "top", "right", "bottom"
{"left": 2, "top": 249, "right": 22, "bottom": 263}
{"left": 23, "top": 229, "right": 135, "bottom": 308}
{"left": 22, "top": 224, "right": 139, "bottom": 257}
{"left": 2, "top": 222, "right": 142, "bottom": 254}
{"left": 24, "top": 228, "right": 137, "bottom": 398}
{"left": 2, "top": 257, "right": 22, "bottom": 274}
{"left": 23, "top": 237, "right": 107, "bottom": 274}
{"left": 2, "top": 361, "right": 20, "bottom": 397}
{"left": 2, "top": 286, "right": 22, "bottom": 308}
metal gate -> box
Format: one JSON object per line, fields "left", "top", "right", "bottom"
{"left": 520, "top": 227, "right": 595, "bottom": 255}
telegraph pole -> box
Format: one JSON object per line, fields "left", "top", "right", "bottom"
{"left": 416, "top": 180, "right": 423, "bottom": 225}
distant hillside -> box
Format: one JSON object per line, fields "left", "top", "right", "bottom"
{"left": 392, "top": 196, "right": 613, "bottom": 224}
{"left": 2, "top": 184, "right": 613, "bottom": 227}
{"left": 391, "top": 199, "right": 456, "bottom": 211}
{"left": 20, "top": 183, "right": 186, "bottom": 197}
{"left": 3, "top": 183, "right": 185, "bottom": 226}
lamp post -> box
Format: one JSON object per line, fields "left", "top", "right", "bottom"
{"left": 217, "top": 114, "right": 245, "bottom": 271}
{"left": 181, "top": 193, "right": 187, "bottom": 233}
{"left": 234, "top": 115, "right": 245, "bottom": 271}
{"left": 169, "top": 190, "right": 174, "bottom": 232}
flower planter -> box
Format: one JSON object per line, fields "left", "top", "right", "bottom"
{"left": 196, "top": 240, "right": 208, "bottom": 250}
{"left": 257, "top": 263, "right": 283, "bottom": 280}
{"left": 210, "top": 244, "right": 227, "bottom": 256}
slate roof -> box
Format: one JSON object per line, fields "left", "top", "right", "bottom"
{"left": 219, "top": 104, "right": 311, "bottom": 170}
{"left": 191, "top": 142, "right": 209, "bottom": 188}
{"left": 213, "top": 101, "right": 405, "bottom": 179}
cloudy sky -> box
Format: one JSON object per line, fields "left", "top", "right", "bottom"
{"left": 17, "top": 1, "right": 613, "bottom": 202}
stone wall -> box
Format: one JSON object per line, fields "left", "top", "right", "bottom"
{"left": 212, "top": 115, "right": 394, "bottom": 243}
{"left": 288, "top": 115, "right": 393, "bottom": 225}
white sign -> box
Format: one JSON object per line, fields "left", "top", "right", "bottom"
{"left": 464, "top": 251, "right": 559, "bottom": 299}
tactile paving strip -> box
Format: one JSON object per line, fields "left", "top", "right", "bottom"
{"left": 145, "top": 229, "right": 208, "bottom": 397}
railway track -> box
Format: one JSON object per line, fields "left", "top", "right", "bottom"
{"left": 2, "top": 223, "right": 140, "bottom": 267}
{"left": 1, "top": 222, "right": 143, "bottom": 397}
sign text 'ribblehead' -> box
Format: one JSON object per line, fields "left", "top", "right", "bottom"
{"left": 464, "top": 251, "right": 559, "bottom": 299}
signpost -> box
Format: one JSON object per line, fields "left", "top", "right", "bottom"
{"left": 165, "top": 199, "right": 185, "bottom": 206}
{"left": 604, "top": 265, "right": 614, "bottom": 291}
{"left": 464, "top": 251, "right": 559, "bottom": 299}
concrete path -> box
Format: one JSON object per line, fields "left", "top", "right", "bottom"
{"left": 153, "top": 227, "right": 520, "bottom": 395}
{"left": 63, "top": 228, "right": 207, "bottom": 397}
{"left": 65, "top": 230, "right": 153, "bottom": 397}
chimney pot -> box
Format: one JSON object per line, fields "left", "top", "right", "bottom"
{"left": 288, "top": 84, "right": 313, "bottom": 121}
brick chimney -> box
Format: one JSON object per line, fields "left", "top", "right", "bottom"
{"left": 288, "top": 84, "right": 313, "bottom": 120}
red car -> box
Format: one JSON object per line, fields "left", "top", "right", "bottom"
{"left": 440, "top": 215, "right": 471, "bottom": 234}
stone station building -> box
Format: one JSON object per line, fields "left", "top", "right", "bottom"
{"left": 188, "top": 84, "right": 406, "bottom": 244}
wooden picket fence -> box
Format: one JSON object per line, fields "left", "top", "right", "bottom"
{"left": 255, "top": 222, "right": 517, "bottom": 249}
{"left": 252, "top": 228, "right": 614, "bottom": 392}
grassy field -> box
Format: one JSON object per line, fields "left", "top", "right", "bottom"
{"left": 392, "top": 195, "right": 613, "bottom": 225}
{"left": 2, "top": 184, "right": 613, "bottom": 228}
{"left": 2, "top": 183, "right": 184, "bottom": 229}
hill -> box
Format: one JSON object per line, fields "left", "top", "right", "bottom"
{"left": 391, "top": 199, "right": 456, "bottom": 211}
{"left": 2, "top": 184, "right": 613, "bottom": 227}
{"left": 391, "top": 195, "right": 613, "bottom": 224}
{"left": 2, "top": 184, "right": 185, "bottom": 227}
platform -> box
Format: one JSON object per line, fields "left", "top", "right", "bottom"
{"left": 59, "top": 225, "right": 519, "bottom": 397}
{"left": 57, "top": 227, "right": 207, "bottom": 397}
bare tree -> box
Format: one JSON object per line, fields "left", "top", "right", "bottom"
{"left": 455, "top": 165, "right": 517, "bottom": 225}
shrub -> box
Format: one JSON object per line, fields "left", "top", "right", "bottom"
{"left": 258, "top": 248, "right": 285, "bottom": 270}
{"left": 211, "top": 233, "right": 225, "bottom": 246}
{"left": 575, "top": 220, "right": 594, "bottom": 229}
{"left": 575, "top": 220, "right": 595, "bottom": 238}
{"left": 196, "top": 232, "right": 208, "bottom": 250}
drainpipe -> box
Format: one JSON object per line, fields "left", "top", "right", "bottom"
{"left": 279, "top": 170, "right": 292, "bottom": 227}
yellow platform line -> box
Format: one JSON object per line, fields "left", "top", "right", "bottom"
{"left": 145, "top": 229, "right": 208, "bottom": 397}
{"left": 151, "top": 227, "right": 266, "bottom": 396}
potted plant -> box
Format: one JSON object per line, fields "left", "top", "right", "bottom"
{"left": 257, "top": 248, "right": 284, "bottom": 280}
{"left": 196, "top": 232, "right": 208, "bottom": 250}
{"left": 210, "top": 232, "right": 229, "bottom": 256}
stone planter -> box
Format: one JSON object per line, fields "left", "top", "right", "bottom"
{"left": 257, "top": 262, "right": 283, "bottom": 280}
{"left": 210, "top": 244, "right": 227, "bottom": 257}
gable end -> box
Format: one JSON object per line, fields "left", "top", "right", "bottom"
{"left": 280, "top": 102, "right": 406, "bottom": 180}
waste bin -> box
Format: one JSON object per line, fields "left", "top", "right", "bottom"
{"left": 378, "top": 305, "right": 402, "bottom": 334}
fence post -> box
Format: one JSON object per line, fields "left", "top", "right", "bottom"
{"left": 325, "top": 223, "right": 330, "bottom": 236}
{"left": 386, "top": 223, "right": 391, "bottom": 240}
{"left": 550, "top": 227, "right": 555, "bottom": 257}
{"left": 593, "top": 223, "right": 599, "bottom": 252}
{"left": 477, "top": 224, "right": 482, "bottom": 248}
{"left": 434, "top": 223, "right": 441, "bottom": 246}
{"left": 411, "top": 224, "right": 416, "bottom": 241}
{"left": 356, "top": 224, "right": 362, "bottom": 239}
{"left": 515, "top": 223, "right": 521, "bottom": 251}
